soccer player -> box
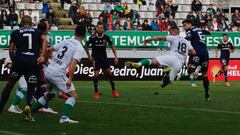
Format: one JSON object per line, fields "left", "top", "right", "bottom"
{"left": 182, "top": 19, "right": 211, "bottom": 101}
{"left": 0, "top": 15, "right": 47, "bottom": 113}
{"left": 125, "top": 27, "right": 196, "bottom": 87}
{"left": 85, "top": 23, "right": 119, "bottom": 99}
{"left": 30, "top": 25, "right": 86, "bottom": 123}
{"left": 7, "top": 20, "right": 58, "bottom": 114}
{"left": 214, "top": 34, "right": 234, "bottom": 86}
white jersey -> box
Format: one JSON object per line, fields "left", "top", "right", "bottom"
{"left": 166, "top": 36, "right": 193, "bottom": 62}
{"left": 46, "top": 37, "right": 85, "bottom": 74}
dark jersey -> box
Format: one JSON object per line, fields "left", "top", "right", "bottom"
{"left": 86, "top": 33, "right": 113, "bottom": 59}
{"left": 10, "top": 26, "right": 42, "bottom": 65}
{"left": 217, "top": 42, "right": 234, "bottom": 59}
{"left": 185, "top": 27, "right": 211, "bottom": 56}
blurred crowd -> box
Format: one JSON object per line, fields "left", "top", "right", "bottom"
{"left": 0, "top": 0, "right": 240, "bottom": 32}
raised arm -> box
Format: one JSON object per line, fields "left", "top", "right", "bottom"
{"left": 143, "top": 36, "right": 167, "bottom": 45}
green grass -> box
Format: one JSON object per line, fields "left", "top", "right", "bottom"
{"left": 0, "top": 81, "right": 240, "bottom": 135}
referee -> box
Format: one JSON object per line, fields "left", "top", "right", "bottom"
{"left": 85, "top": 23, "right": 119, "bottom": 99}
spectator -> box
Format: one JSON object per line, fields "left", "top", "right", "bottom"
{"left": 237, "top": 26, "right": 240, "bottom": 32}
{"left": 68, "top": 3, "right": 79, "bottom": 19}
{"left": 114, "top": 2, "right": 124, "bottom": 17}
{"left": 83, "top": 9, "right": 92, "bottom": 26}
{"left": 0, "top": 17, "right": 2, "bottom": 29}
{"left": 133, "top": 18, "right": 142, "bottom": 30}
{"left": 155, "top": 0, "right": 166, "bottom": 10}
{"left": 207, "top": 4, "right": 216, "bottom": 17}
{"left": 99, "top": 10, "right": 109, "bottom": 23}
{"left": 108, "top": 20, "right": 115, "bottom": 31}
{"left": 123, "top": 17, "right": 133, "bottom": 30}
{"left": 7, "top": 9, "right": 18, "bottom": 29}
{"left": 115, "top": 21, "right": 122, "bottom": 30}
{"left": 214, "top": 11, "right": 222, "bottom": 23}
{"left": 168, "top": 16, "right": 178, "bottom": 28}
{"left": 18, "top": 10, "right": 24, "bottom": 24}
{"left": 26, "top": 9, "right": 39, "bottom": 23}
{"left": 151, "top": 18, "right": 159, "bottom": 31}
{"left": 227, "top": 24, "right": 233, "bottom": 31}
{"left": 60, "top": 0, "right": 71, "bottom": 9}
{"left": 205, "top": 11, "right": 213, "bottom": 28}
{"left": 159, "top": 18, "right": 169, "bottom": 31}
{"left": 142, "top": 19, "right": 152, "bottom": 31}
{"left": 123, "top": 3, "right": 131, "bottom": 18}
{"left": 42, "top": 1, "right": 50, "bottom": 17}
{"left": 216, "top": 4, "right": 224, "bottom": 14}
{"left": 156, "top": 5, "right": 165, "bottom": 19}
{"left": 186, "top": 11, "right": 195, "bottom": 20}
{"left": 220, "top": 17, "right": 228, "bottom": 31}
{"left": 232, "top": 9, "right": 240, "bottom": 27}
{"left": 97, "top": 16, "right": 107, "bottom": 30}
{"left": 109, "top": 10, "right": 120, "bottom": 24}
{"left": 209, "top": 17, "right": 219, "bottom": 31}
{"left": 196, "top": 11, "right": 206, "bottom": 29}
{"left": 166, "top": 0, "right": 178, "bottom": 18}
{"left": 103, "top": 2, "right": 113, "bottom": 13}
{"left": 191, "top": 0, "right": 202, "bottom": 13}
{"left": 46, "top": 8, "right": 57, "bottom": 26}
{"left": 146, "top": 0, "right": 155, "bottom": 10}
{"left": 0, "top": 10, "right": 8, "bottom": 26}
{"left": 129, "top": 10, "right": 140, "bottom": 21}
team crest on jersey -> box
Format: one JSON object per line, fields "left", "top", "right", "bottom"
{"left": 28, "top": 75, "right": 37, "bottom": 84}
{"left": 193, "top": 56, "right": 200, "bottom": 63}
{"left": 11, "top": 72, "right": 19, "bottom": 79}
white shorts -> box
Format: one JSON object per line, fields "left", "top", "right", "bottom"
{"left": 18, "top": 76, "right": 27, "bottom": 89}
{"left": 154, "top": 54, "right": 183, "bottom": 81}
{"left": 44, "top": 70, "right": 75, "bottom": 94}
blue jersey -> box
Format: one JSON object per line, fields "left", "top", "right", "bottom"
{"left": 10, "top": 26, "right": 42, "bottom": 64}
{"left": 185, "top": 27, "right": 211, "bottom": 56}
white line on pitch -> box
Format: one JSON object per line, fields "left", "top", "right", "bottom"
{"left": 0, "top": 130, "right": 24, "bottom": 135}
{"left": 77, "top": 100, "right": 240, "bottom": 115}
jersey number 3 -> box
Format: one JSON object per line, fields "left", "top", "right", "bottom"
{"left": 57, "top": 46, "right": 68, "bottom": 59}
{"left": 178, "top": 42, "right": 187, "bottom": 54}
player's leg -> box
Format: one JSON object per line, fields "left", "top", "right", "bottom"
{"left": 215, "top": 59, "right": 226, "bottom": 78}
{"left": 105, "top": 68, "right": 119, "bottom": 97}
{"left": 0, "top": 69, "right": 21, "bottom": 113}
{"left": 8, "top": 76, "right": 27, "bottom": 114}
{"left": 187, "top": 56, "right": 200, "bottom": 87}
{"left": 201, "top": 59, "right": 211, "bottom": 101}
{"left": 223, "top": 59, "right": 230, "bottom": 86}
{"left": 93, "top": 69, "right": 101, "bottom": 99}
{"left": 125, "top": 58, "right": 159, "bottom": 68}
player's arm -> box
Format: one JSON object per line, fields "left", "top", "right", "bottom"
{"left": 9, "top": 42, "right": 15, "bottom": 62}
{"left": 202, "top": 30, "right": 211, "bottom": 35}
{"left": 143, "top": 36, "right": 167, "bottom": 45}
{"left": 66, "top": 58, "right": 78, "bottom": 87}
{"left": 189, "top": 48, "right": 196, "bottom": 56}
{"left": 37, "top": 35, "right": 48, "bottom": 64}
{"left": 84, "top": 37, "right": 93, "bottom": 63}
{"left": 229, "top": 43, "right": 234, "bottom": 53}
{"left": 215, "top": 44, "right": 220, "bottom": 58}
{"left": 187, "top": 41, "right": 196, "bottom": 56}
{"left": 107, "top": 36, "right": 118, "bottom": 65}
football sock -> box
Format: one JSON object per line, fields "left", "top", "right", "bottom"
{"left": 138, "top": 59, "right": 152, "bottom": 66}
{"left": 224, "top": 71, "right": 228, "bottom": 82}
{"left": 93, "top": 76, "right": 99, "bottom": 92}
{"left": 0, "top": 82, "right": 15, "bottom": 112}
{"left": 190, "top": 75, "right": 195, "bottom": 84}
{"left": 203, "top": 77, "right": 209, "bottom": 97}
{"left": 31, "top": 96, "right": 47, "bottom": 113}
{"left": 12, "top": 88, "right": 27, "bottom": 106}
{"left": 63, "top": 97, "right": 75, "bottom": 117}
{"left": 108, "top": 75, "right": 116, "bottom": 90}
{"left": 215, "top": 70, "right": 223, "bottom": 77}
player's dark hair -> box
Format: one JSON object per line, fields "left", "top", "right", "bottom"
{"left": 182, "top": 19, "right": 192, "bottom": 24}
{"left": 97, "top": 22, "right": 104, "bottom": 27}
{"left": 20, "top": 15, "right": 32, "bottom": 27}
{"left": 37, "top": 21, "right": 47, "bottom": 34}
{"left": 40, "top": 18, "right": 48, "bottom": 23}
{"left": 75, "top": 25, "right": 86, "bottom": 38}
{"left": 222, "top": 33, "right": 228, "bottom": 37}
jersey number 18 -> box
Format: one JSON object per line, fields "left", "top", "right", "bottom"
{"left": 178, "top": 42, "right": 187, "bottom": 54}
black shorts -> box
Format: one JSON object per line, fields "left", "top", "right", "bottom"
{"left": 93, "top": 59, "right": 110, "bottom": 70}
{"left": 11, "top": 60, "right": 40, "bottom": 85}
{"left": 220, "top": 58, "right": 229, "bottom": 66}
{"left": 188, "top": 54, "right": 209, "bottom": 73}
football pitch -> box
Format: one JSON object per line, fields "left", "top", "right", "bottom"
{"left": 0, "top": 80, "right": 240, "bottom": 135}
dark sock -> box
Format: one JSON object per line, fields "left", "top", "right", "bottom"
{"left": 0, "top": 82, "right": 15, "bottom": 112}
{"left": 215, "top": 70, "right": 223, "bottom": 77}
{"left": 203, "top": 77, "right": 210, "bottom": 98}
{"left": 26, "top": 84, "right": 37, "bottom": 106}
{"left": 109, "top": 75, "right": 115, "bottom": 90}
{"left": 224, "top": 71, "right": 228, "bottom": 82}
{"left": 93, "top": 77, "right": 99, "bottom": 92}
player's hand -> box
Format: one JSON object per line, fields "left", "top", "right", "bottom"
{"left": 114, "top": 58, "right": 119, "bottom": 65}
{"left": 37, "top": 56, "right": 45, "bottom": 64}
{"left": 66, "top": 79, "right": 72, "bottom": 88}
{"left": 88, "top": 56, "right": 94, "bottom": 64}
{"left": 143, "top": 40, "right": 149, "bottom": 45}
